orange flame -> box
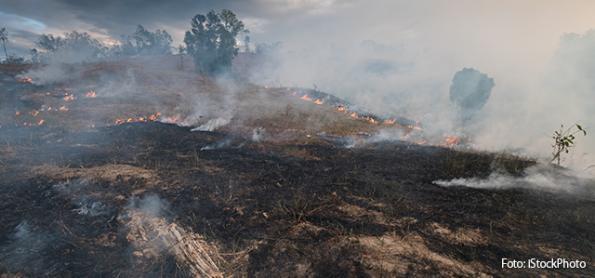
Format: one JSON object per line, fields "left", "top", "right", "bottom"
{"left": 300, "top": 95, "right": 313, "bottom": 101}
{"left": 17, "top": 77, "right": 32, "bottom": 84}
{"left": 365, "top": 117, "right": 378, "bottom": 124}
{"left": 114, "top": 112, "right": 161, "bottom": 125}
{"left": 63, "top": 94, "right": 75, "bottom": 102}
{"left": 383, "top": 118, "right": 396, "bottom": 125}
{"left": 443, "top": 135, "right": 460, "bottom": 147}
{"left": 85, "top": 90, "right": 97, "bottom": 98}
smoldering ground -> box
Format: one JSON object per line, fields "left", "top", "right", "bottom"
{"left": 434, "top": 164, "right": 595, "bottom": 200}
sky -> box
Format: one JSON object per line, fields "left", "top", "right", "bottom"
{"left": 2, "top": 0, "right": 595, "bottom": 170}
{"left": 2, "top": 1, "right": 595, "bottom": 91}
{"left": 1, "top": 1, "right": 594, "bottom": 56}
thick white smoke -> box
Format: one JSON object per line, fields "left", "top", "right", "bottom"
{"left": 433, "top": 164, "right": 595, "bottom": 199}
{"left": 246, "top": 2, "right": 595, "bottom": 174}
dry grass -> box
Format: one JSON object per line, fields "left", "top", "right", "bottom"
{"left": 33, "top": 164, "right": 157, "bottom": 185}
{"left": 121, "top": 210, "right": 224, "bottom": 277}
{"left": 355, "top": 234, "right": 490, "bottom": 277}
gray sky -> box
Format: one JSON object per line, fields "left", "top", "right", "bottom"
{"left": 0, "top": 0, "right": 349, "bottom": 53}
{"left": 1, "top": 1, "right": 595, "bottom": 60}
{"left": 2, "top": 0, "right": 595, "bottom": 74}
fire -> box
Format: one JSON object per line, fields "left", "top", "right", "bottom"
{"left": 16, "top": 76, "right": 32, "bottom": 84}
{"left": 443, "top": 135, "right": 461, "bottom": 147}
{"left": 383, "top": 118, "right": 396, "bottom": 125}
{"left": 148, "top": 112, "right": 161, "bottom": 121}
{"left": 160, "top": 115, "right": 182, "bottom": 124}
{"left": 300, "top": 95, "right": 313, "bottom": 101}
{"left": 364, "top": 117, "right": 378, "bottom": 124}
{"left": 288, "top": 89, "right": 422, "bottom": 130}
{"left": 85, "top": 90, "right": 97, "bottom": 98}
{"left": 63, "top": 94, "right": 76, "bottom": 102}
{"left": 114, "top": 112, "right": 161, "bottom": 125}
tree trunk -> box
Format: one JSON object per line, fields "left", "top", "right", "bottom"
{"left": 1, "top": 42, "right": 7, "bottom": 59}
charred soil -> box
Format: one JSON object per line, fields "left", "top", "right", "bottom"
{"left": 0, "top": 123, "right": 593, "bottom": 277}
{"left": 0, "top": 62, "right": 593, "bottom": 277}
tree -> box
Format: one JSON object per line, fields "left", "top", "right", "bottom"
{"left": 551, "top": 124, "right": 587, "bottom": 165}
{"left": 243, "top": 31, "right": 251, "bottom": 53}
{"left": 36, "top": 34, "right": 65, "bottom": 52}
{"left": 36, "top": 31, "right": 105, "bottom": 60}
{"left": 0, "top": 27, "right": 8, "bottom": 59}
{"left": 184, "top": 9, "right": 246, "bottom": 75}
{"left": 449, "top": 67, "right": 495, "bottom": 125}
{"left": 177, "top": 44, "right": 186, "bottom": 70}
{"left": 121, "top": 25, "right": 173, "bottom": 55}
{"left": 30, "top": 48, "right": 41, "bottom": 63}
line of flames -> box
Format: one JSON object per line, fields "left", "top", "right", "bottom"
{"left": 114, "top": 112, "right": 161, "bottom": 125}
{"left": 12, "top": 89, "right": 97, "bottom": 127}
{"left": 293, "top": 91, "right": 459, "bottom": 146}
{"left": 293, "top": 91, "right": 422, "bottom": 129}
{"left": 10, "top": 80, "right": 461, "bottom": 146}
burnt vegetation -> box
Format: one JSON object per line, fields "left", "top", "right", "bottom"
{"left": 0, "top": 10, "right": 594, "bottom": 278}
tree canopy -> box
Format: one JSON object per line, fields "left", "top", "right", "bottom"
{"left": 120, "top": 25, "right": 173, "bottom": 55}
{"left": 449, "top": 67, "right": 495, "bottom": 124}
{"left": 36, "top": 31, "right": 105, "bottom": 61}
{"left": 184, "top": 9, "right": 246, "bottom": 75}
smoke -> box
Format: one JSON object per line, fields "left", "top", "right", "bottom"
{"left": 176, "top": 74, "right": 241, "bottom": 130}
{"left": 118, "top": 194, "right": 223, "bottom": 276}
{"left": 201, "top": 138, "right": 233, "bottom": 151}
{"left": 7, "top": 1, "right": 595, "bottom": 173}
{"left": 52, "top": 178, "right": 112, "bottom": 217}
{"left": 245, "top": 2, "right": 595, "bottom": 174}
{"left": 124, "top": 194, "right": 170, "bottom": 218}
{"left": 251, "top": 127, "right": 265, "bottom": 142}
{"left": 0, "top": 221, "right": 56, "bottom": 275}
{"left": 191, "top": 117, "right": 231, "bottom": 132}
{"left": 434, "top": 164, "right": 595, "bottom": 199}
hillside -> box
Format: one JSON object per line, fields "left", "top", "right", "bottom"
{"left": 0, "top": 59, "right": 593, "bottom": 277}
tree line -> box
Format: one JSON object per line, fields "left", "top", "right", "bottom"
{"left": 1, "top": 9, "right": 251, "bottom": 76}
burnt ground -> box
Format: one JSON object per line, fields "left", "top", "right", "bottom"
{"left": 0, "top": 122, "right": 593, "bottom": 277}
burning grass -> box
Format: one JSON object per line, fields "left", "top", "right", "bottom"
{"left": 0, "top": 61, "right": 593, "bottom": 276}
